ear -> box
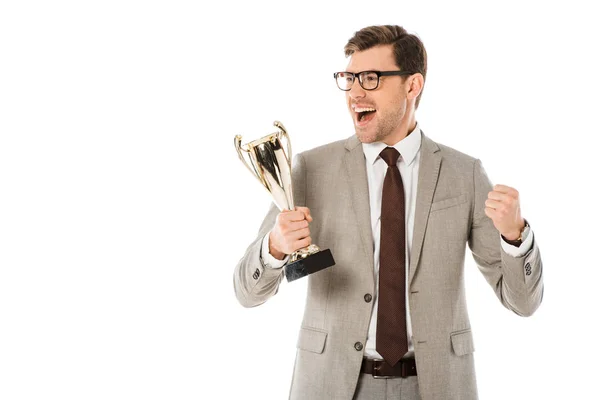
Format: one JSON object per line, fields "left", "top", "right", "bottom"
{"left": 406, "top": 73, "right": 424, "bottom": 102}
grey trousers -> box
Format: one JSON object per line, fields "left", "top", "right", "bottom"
{"left": 352, "top": 372, "right": 421, "bottom": 400}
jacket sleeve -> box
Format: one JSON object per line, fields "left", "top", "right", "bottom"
{"left": 233, "top": 153, "right": 307, "bottom": 308}
{"left": 468, "top": 159, "right": 544, "bottom": 317}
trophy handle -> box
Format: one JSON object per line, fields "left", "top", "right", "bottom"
{"left": 274, "top": 121, "right": 292, "bottom": 169}
{"left": 234, "top": 135, "right": 269, "bottom": 190}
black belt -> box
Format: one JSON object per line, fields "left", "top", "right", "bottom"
{"left": 361, "top": 358, "right": 417, "bottom": 378}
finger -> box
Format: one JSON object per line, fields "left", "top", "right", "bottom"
{"left": 295, "top": 236, "right": 312, "bottom": 250}
{"left": 493, "top": 184, "right": 519, "bottom": 198}
{"left": 296, "top": 206, "right": 313, "bottom": 222}
{"left": 286, "top": 219, "right": 310, "bottom": 231}
{"left": 485, "top": 199, "right": 503, "bottom": 210}
{"left": 487, "top": 191, "right": 511, "bottom": 202}
{"left": 281, "top": 209, "right": 308, "bottom": 222}
{"left": 289, "top": 227, "right": 310, "bottom": 241}
{"left": 489, "top": 193, "right": 518, "bottom": 211}
{"left": 484, "top": 207, "right": 498, "bottom": 219}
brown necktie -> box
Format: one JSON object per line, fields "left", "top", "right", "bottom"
{"left": 376, "top": 147, "right": 408, "bottom": 367}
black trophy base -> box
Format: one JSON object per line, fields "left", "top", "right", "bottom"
{"left": 284, "top": 249, "right": 335, "bottom": 282}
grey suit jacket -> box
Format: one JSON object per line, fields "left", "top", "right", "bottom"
{"left": 234, "top": 131, "right": 544, "bottom": 400}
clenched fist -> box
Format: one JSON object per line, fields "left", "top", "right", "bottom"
{"left": 484, "top": 184, "right": 525, "bottom": 240}
{"left": 268, "top": 207, "right": 313, "bottom": 260}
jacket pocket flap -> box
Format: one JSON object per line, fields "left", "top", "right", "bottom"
{"left": 431, "top": 194, "right": 467, "bottom": 212}
{"left": 297, "top": 327, "right": 327, "bottom": 354}
{"left": 450, "top": 329, "right": 475, "bottom": 356}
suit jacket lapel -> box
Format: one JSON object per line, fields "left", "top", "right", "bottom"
{"left": 408, "top": 131, "right": 442, "bottom": 287}
{"left": 343, "top": 135, "right": 374, "bottom": 276}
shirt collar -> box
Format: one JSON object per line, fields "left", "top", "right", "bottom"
{"left": 362, "top": 122, "right": 422, "bottom": 166}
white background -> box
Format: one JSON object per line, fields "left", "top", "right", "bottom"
{"left": 1, "top": 0, "right": 599, "bottom": 399}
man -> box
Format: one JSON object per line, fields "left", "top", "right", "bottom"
{"left": 233, "top": 25, "right": 543, "bottom": 400}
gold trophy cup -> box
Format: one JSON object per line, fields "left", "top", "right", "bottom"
{"left": 234, "top": 121, "right": 335, "bottom": 282}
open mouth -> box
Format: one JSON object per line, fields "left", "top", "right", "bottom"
{"left": 355, "top": 107, "right": 377, "bottom": 125}
{"left": 358, "top": 110, "right": 376, "bottom": 122}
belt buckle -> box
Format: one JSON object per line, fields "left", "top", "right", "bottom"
{"left": 372, "top": 360, "right": 388, "bottom": 379}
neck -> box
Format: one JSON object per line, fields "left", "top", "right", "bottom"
{"left": 382, "top": 112, "right": 417, "bottom": 146}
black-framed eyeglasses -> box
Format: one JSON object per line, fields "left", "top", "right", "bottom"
{"left": 333, "top": 70, "right": 415, "bottom": 91}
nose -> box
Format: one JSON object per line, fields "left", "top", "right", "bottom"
{"left": 348, "top": 77, "right": 366, "bottom": 100}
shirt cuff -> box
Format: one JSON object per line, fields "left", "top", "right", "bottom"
{"left": 260, "top": 233, "right": 288, "bottom": 269}
{"left": 500, "top": 224, "right": 533, "bottom": 257}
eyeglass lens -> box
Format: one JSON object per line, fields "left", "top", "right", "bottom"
{"left": 336, "top": 72, "right": 379, "bottom": 91}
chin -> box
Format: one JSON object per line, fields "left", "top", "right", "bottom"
{"left": 355, "top": 127, "right": 382, "bottom": 144}
{"left": 355, "top": 132, "right": 377, "bottom": 144}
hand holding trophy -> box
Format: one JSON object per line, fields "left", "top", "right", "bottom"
{"left": 234, "top": 121, "right": 335, "bottom": 282}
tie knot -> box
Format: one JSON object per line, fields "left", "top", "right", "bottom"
{"left": 380, "top": 147, "right": 400, "bottom": 166}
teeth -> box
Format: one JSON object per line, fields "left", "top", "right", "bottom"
{"left": 354, "top": 107, "right": 376, "bottom": 113}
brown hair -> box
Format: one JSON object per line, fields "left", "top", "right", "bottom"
{"left": 344, "top": 25, "right": 427, "bottom": 108}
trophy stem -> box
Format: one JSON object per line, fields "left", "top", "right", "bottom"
{"left": 289, "top": 244, "right": 320, "bottom": 263}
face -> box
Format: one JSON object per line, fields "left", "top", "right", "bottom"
{"left": 345, "top": 45, "right": 411, "bottom": 144}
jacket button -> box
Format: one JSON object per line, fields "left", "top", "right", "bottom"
{"left": 354, "top": 342, "right": 363, "bottom": 351}
{"left": 364, "top": 293, "right": 372, "bottom": 303}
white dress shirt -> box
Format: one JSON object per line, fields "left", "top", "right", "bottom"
{"left": 261, "top": 123, "right": 533, "bottom": 360}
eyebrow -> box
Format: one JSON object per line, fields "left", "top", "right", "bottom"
{"left": 343, "top": 69, "right": 377, "bottom": 73}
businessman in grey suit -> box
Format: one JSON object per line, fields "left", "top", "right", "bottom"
{"left": 234, "top": 25, "right": 543, "bottom": 400}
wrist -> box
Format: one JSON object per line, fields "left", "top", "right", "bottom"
{"left": 503, "top": 230, "right": 521, "bottom": 241}
{"left": 501, "top": 219, "right": 529, "bottom": 246}
{"left": 503, "top": 219, "right": 525, "bottom": 240}
{"left": 268, "top": 232, "right": 287, "bottom": 260}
